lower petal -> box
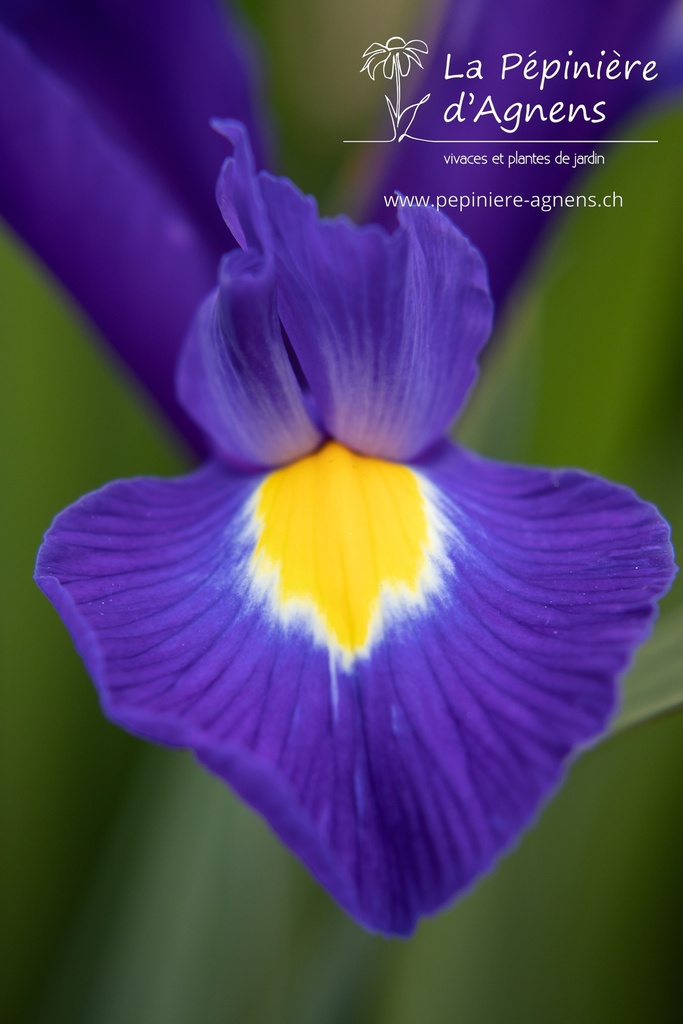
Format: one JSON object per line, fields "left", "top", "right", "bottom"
{"left": 35, "top": 444, "right": 675, "bottom": 933}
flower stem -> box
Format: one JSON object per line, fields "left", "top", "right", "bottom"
{"left": 395, "top": 59, "right": 402, "bottom": 122}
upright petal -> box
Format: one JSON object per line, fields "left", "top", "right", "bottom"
{"left": 176, "top": 259, "right": 322, "bottom": 470}
{"left": 0, "top": 27, "right": 216, "bottom": 449}
{"left": 34, "top": 442, "right": 674, "bottom": 934}
{"left": 259, "top": 173, "right": 493, "bottom": 460}
{"left": 371, "top": 0, "right": 681, "bottom": 304}
{"left": 177, "top": 122, "right": 322, "bottom": 469}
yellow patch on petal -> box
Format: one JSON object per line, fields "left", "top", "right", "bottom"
{"left": 249, "top": 440, "right": 442, "bottom": 664}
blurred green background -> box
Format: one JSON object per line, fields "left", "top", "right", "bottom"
{"left": 2, "top": 1, "right": 682, "bottom": 1022}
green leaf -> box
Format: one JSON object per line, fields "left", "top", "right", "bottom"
{"left": 0, "top": 223, "right": 185, "bottom": 1024}
{"left": 612, "top": 606, "right": 683, "bottom": 733}
{"left": 34, "top": 750, "right": 385, "bottom": 1024}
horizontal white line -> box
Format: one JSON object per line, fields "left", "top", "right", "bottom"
{"left": 343, "top": 139, "right": 658, "bottom": 144}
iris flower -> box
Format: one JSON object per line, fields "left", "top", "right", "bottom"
{"left": 34, "top": 122, "right": 674, "bottom": 934}
{"left": 0, "top": 1, "right": 679, "bottom": 935}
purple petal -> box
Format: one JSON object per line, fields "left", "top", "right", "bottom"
{"left": 0, "top": 2, "right": 269, "bottom": 451}
{"left": 1, "top": 0, "right": 267, "bottom": 250}
{"left": 34, "top": 442, "right": 674, "bottom": 934}
{"left": 340, "top": 443, "right": 675, "bottom": 929}
{"left": 34, "top": 464, "right": 362, "bottom": 918}
{"left": 257, "top": 174, "right": 493, "bottom": 460}
{"left": 371, "top": 0, "right": 680, "bottom": 305}
{"left": 0, "top": 27, "right": 216, "bottom": 449}
{"left": 177, "top": 122, "right": 321, "bottom": 469}
{"left": 177, "top": 263, "right": 322, "bottom": 470}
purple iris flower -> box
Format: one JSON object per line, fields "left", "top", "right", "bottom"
{"left": 0, "top": 0, "right": 679, "bottom": 934}
{"left": 35, "top": 122, "right": 674, "bottom": 935}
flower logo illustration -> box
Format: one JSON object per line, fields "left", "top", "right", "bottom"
{"left": 361, "top": 36, "right": 428, "bottom": 80}
{"left": 360, "top": 36, "right": 430, "bottom": 141}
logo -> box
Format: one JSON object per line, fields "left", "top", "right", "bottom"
{"left": 348, "top": 41, "right": 660, "bottom": 146}
{"left": 358, "top": 37, "right": 430, "bottom": 142}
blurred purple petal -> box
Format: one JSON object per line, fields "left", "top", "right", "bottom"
{"left": 34, "top": 440, "right": 674, "bottom": 934}
{"left": 0, "top": 1, "right": 269, "bottom": 449}
{"left": 0, "top": 0, "right": 267, "bottom": 249}
{"left": 258, "top": 172, "right": 492, "bottom": 460}
{"left": 372, "top": 0, "right": 681, "bottom": 304}
{"left": 0, "top": 26, "right": 216, "bottom": 448}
